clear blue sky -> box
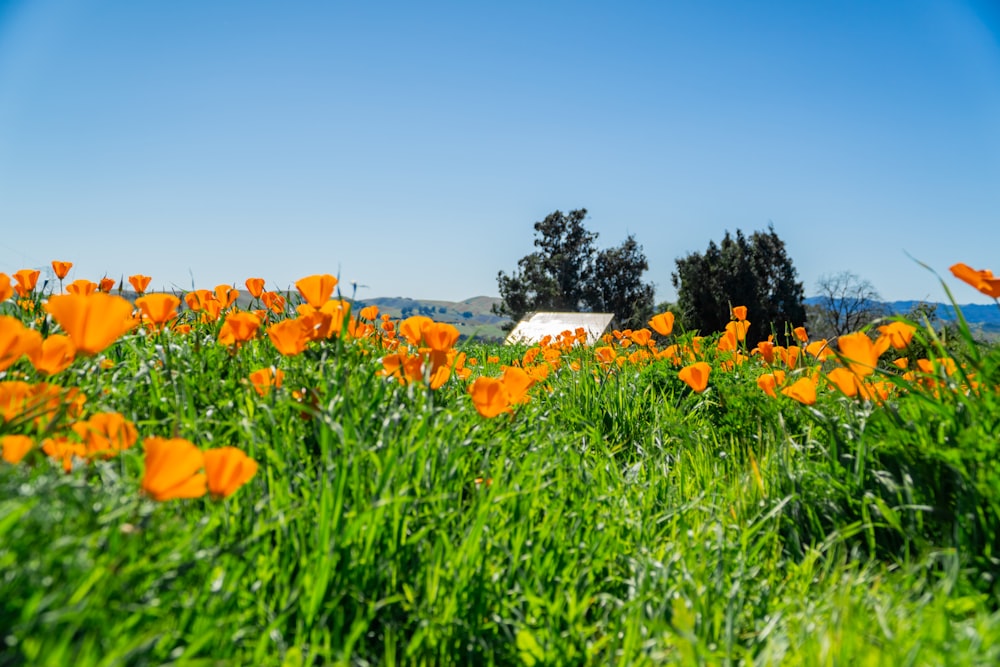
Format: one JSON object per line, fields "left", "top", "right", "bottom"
{"left": 1, "top": 0, "right": 998, "bottom": 305}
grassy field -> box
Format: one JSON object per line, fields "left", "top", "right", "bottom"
{"left": 2, "top": 269, "right": 1000, "bottom": 665}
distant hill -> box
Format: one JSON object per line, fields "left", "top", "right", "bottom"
{"left": 356, "top": 295, "right": 510, "bottom": 342}
{"left": 804, "top": 297, "right": 1000, "bottom": 336}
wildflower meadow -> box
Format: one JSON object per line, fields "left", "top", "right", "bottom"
{"left": 1, "top": 261, "right": 1000, "bottom": 665}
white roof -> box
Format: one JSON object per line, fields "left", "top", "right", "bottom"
{"left": 505, "top": 312, "right": 614, "bottom": 346}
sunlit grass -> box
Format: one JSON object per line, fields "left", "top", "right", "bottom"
{"left": 1, "top": 263, "right": 999, "bottom": 665}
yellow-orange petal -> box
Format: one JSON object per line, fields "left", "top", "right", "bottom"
{"left": 204, "top": 447, "right": 258, "bottom": 499}
{"left": 267, "top": 318, "right": 310, "bottom": 356}
{"left": 128, "top": 274, "right": 152, "bottom": 294}
{"left": 781, "top": 377, "right": 817, "bottom": 405}
{"left": 877, "top": 321, "right": 916, "bottom": 351}
{"left": 826, "top": 367, "right": 859, "bottom": 397}
{"left": 0, "top": 273, "right": 12, "bottom": 302}
{"left": 1, "top": 434, "right": 34, "bottom": 464}
{"left": 295, "top": 274, "right": 338, "bottom": 309}
{"left": 756, "top": 373, "right": 778, "bottom": 398}
{"left": 647, "top": 311, "right": 674, "bottom": 336}
{"left": 422, "top": 322, "right": 460, "bottom": 352}
{"left": 469, "top": 377, "right": 510, "bottom": 418}
{"left": 502, "top": 366, "right": 535, "bottom": 405}
{"left": 135, "top": 293, "right": 181, "bottom": 326}
{"left": 836, "top": 332, "right": 879, "bottom": 378}
{"left": 27, "top": 334, "right": 76, "bottom": 375}
{"left": 0, "top": 316, "right": 43, "bottom": 372}
{"left": 245, "top": 277, "right": 265, "bottom": 298}
{"left": 678, "top": 361, "right": 711, "bottom": 393}
{"left": 141, "top": 437, "right": 207, "bottom": 502}
{"left": 399, "top": 315, "right": 433, "bottom": 347}
{"left": 44, "top": 293, "right": 136, "bottom": 356}
{"left": 51, "top": 261, "right": 73, "bottom": 280}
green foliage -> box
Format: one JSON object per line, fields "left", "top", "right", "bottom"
{"left": 672, "top": 224, "right": 806, "bottom": 339}
{"left": 495, "top": 209, "right": 655, "bottom": 330}
{"left": 3, "top": 290, "right": 1000, "bottom": 664}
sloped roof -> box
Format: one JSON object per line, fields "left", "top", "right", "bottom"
{"left": 505, "top": 312, "right": 614, "bottom": 346}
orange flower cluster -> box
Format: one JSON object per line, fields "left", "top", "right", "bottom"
{"left": 379, "top": 316, "right": 465, "bottom": 389}
{"left": 2, "top": 261, "right": 991, "bottom": 458}
{"left": 141, "top": 438, "right": 257, "bottom": 502}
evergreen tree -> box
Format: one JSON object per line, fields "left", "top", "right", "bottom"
{"left": 672, "top": 224, "right": 805, "bottom": 339}
{"left": 494, "top": 209, "right": 655, "bottom": 329}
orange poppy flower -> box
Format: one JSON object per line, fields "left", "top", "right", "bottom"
{"left": 44, "top": 293, "right": 137, "bottom": 356}
{"left": 732, "top": 305, "right": 748, "bottom": 322}
{"left": 295, "top": 274, "right": 338, "bottom": 309}
{"left": 98, "top": 277, "right": 116, "bottom": 293}
{"left": 836, "top": 332, "right": 880, "bottom": 378}
{"left": 469, "top": 376, "right": 510, "bottom": 418}
{"left": 267, "top": 318, "right": 310, "bottom": 356}
{"left": 877, "top": 321, "right": 916, "bottom": 350}
{"left": 2, "top": 382, "right": 85, "bottom": 426}
{"left": 426, "top": 354, "right": 452, "bottom": 389}
{"left": 261, "top": 291, "right": 286, "bottom": 314}
{"left": 204, "top": 447, "right": 258, "bottom": 499}
{"left": 27, "top": 334, "right": 76, "bottom": 375}
{"left": 594, "top": 346, "right": 618, "bottom": 365}
{"left": 1, "top": 434, "right": 34, "bottom": 464}
{"left": 245, "top": 277, "right": 265, "bottom": 299}
{"left": 793, "top": 326, "right": 808, "bottom": 343}
{"left": 0, "top": 316, "right": 43, "bottom": 371}
{"left": 72, "top": 412, "right": 138, "bottom": 459}
{"left": 805, "top": 339, "right": 832, "bottom": 360}
{"left": 399, "top": 315, "right": 433, "bottom": 346}
{"left": 826, "top": 367, "right": 859, "bottom": 397}
{"left": 0, "top": 273, "right": 12, "bottom": 302}
{"left": 51, "top": 261, "right": 73, "bottom": 280}
{"left": 753, "top": 340, "right": 775, "bottom": 364}
{"left": 249, "top": 367, "right": 284, "bottom": 396}
{"left": 215, "top": 284, "right": 240, "bottom": 309}
{"left": 502, "top": 366, "right": 535, "bottom": 404}
{"left": 359, "top": 305, "right": 379, "bottom": 320}
{"left": 13, "top": 269, "right": 40, "bottom": 297}
{"left": 678, "top": 361, "right": 711, "bottom": 393}
{"left": 629, "top": 328, "right": 652, "bottom": 347}
{"left": 781, "top": 377, "right": 817, "bottom": 405}
{"left": 295, "top": 308, "right": 334, "bottom": 342}
{"left": 422, "top": 322, "right": 460, "bottom": 352}
{"left": 319, "top": 299, "right": 351, "bottom": 336}
{"left": 756, "top": 370, "right": 786, "bottom": 398}
{"left": 184, "top": 289, "right": 215, "bottom": 312}
{"left": 726, "top": 319, "right": 750, "bottom": 342}
{"left": 66, "top": 279, "right": 98, "bottom": 296}
{"left": 950, "top": 263, "right": 1000, "bottom": 299}
{"left": 776, "top": 345, "right": 800, "bottom": 370}
{"left": 135, "top": 293, "right": 181, "bottom": 328}
{"left": 128, "top": 274, "right": 152, "bottom": 295}
{"left": 42, "top": 435, "right": 87, "bottom": 472}
{"left": 219, "top": 311, "right": 261, "bottom": 346}
{"left": 141, "top": 437, "right": 207, "bottom": 501}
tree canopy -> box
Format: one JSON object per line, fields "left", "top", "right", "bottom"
{"left": 808, "top": 271, "right": 887, "bottom": 338}
{"left": 671, "top": 225, "right": 806, "bottom": 339}
{"left": 494, "top": 209, "right": 655, "bottom": 330}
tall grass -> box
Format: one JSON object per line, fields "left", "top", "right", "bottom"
{"left": 2, "top": 279, "right": 1000, "bottom": 665}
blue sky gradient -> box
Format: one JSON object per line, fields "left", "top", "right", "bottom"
{"left": 1, "top": 0, "right": 998, "bottom": 305}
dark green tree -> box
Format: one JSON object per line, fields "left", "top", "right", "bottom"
{"left": 494, "top": 209, "right": 655, "bottom": 329}
{"left": 671, "top": 224, "right": 806, "bottom": 339}
{"left": 587, "top": 235, "right": 656, "bottom": 330}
